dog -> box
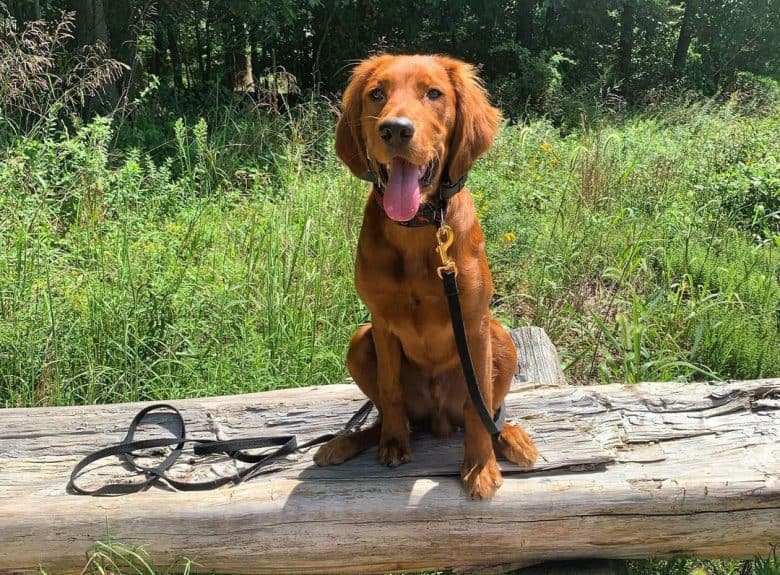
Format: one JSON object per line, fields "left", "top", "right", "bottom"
{"left": 314, "top": 54, "right": 537, "bottom": 499}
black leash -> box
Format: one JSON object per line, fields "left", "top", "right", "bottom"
{"left": 441, "top": 270, "right": 506, "bottom": 436}
{"left": 69, "top": 401, "right": 373, "bottom": 496}
{"left": 71, "top": 170, "right": 502, "bottom": 496}
{"left": 434, "top": 218, "right": 506, "bottom": 438}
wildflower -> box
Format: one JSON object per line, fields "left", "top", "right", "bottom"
{"left": 501, "top": 232, "right": 516, "bottom": 244}
{"left": 540, "top": 141, "right": 554, "bottom": 155}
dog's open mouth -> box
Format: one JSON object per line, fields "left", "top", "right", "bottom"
{"left": 379, "top": 158, "right": 438, "bottom": 221}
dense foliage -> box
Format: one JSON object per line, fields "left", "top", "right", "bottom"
{"left": 2, "top": 0, "right": 779, "bottom": 122}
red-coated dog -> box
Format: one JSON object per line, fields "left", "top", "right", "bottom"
{"left": 314, "top": 55, "right": 537, "bottom": 499}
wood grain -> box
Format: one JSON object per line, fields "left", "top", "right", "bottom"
{"left": 511, "top": 327, "right": 566, "bottom": 387}
{"left": 0, "top": 328, "right": 778, "bottom": 574}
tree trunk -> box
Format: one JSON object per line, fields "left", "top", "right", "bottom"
{"left": 193, "top": 19, "right": 206, "bottom": 87}
{"left": 249, "top": 23, "right": 261, "bottom": 90}
{"left": 312, "top": 0, "right": 336, "bottom": 89}
{"left": 222, "top": 19, "right": 253, "bottom": 92}
{"left": 541, "top": 2, "right": 555, "bottom": 48}
{"left": 204, "top": 1, "right": 216, "bottom": 87}
{"left": 69, "top": 0, "right": 109, "bottom": 48}
{"left": 9, "top": 0, "right": 41, "bottom": 28}
{"left": 618, "top": 0, "right": 635, "bottom": 89}
{"left": 673, "top": 0, "right": 696, "bottom": 73}
{"left": 2, "top": 374, "right": 779, "bottom": 574}
{"left": 105, "top": 0, "right": 136, "bottom": 97}
{"left": 515, "top": 0, "right": 534, "bottom": 48}
{"left": 151, "top": 21, "right": 166, "bottom": 78}
{"left": 68, "top": 0, "right": 117, "bottom": 113}
{"left": 166, "top": 20, "right": 184, "bottom": 91}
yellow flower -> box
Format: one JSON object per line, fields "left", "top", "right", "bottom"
{"left": 540, "top": 141, "right": 554, "bottom": 155}
{"left": 165, "top": 222, "right": 185, "bottom": 235}
{"left": 501, "top": 232, "right": 516, "bottom": 244}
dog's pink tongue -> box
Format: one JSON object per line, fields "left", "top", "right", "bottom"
{"left": 384, "top": 157, "right": 420, "bottom": 221}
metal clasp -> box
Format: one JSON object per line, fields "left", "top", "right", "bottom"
{"left": 436, "top": 224, "right": 458, "bottom": 278}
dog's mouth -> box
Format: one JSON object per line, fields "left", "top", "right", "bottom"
{"left": 379, "top": 157, "right": 438, "bottom": 222}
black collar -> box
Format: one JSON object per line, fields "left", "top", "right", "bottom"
{"left": 359, "top": 168, "right": 467, "bottom": 228}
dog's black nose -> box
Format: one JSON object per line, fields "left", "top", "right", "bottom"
{"left": 379, "top": 117, "right": 415, "bottom": 143}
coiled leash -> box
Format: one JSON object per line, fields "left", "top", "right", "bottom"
{"left": 68, "top": 401, "right": 373, "bottom": 496}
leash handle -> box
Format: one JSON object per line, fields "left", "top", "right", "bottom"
{"left": 68, "top": 401, "right": 374, "bottom": 496}
{"left": 441, "top": 269, "right": 505, "bottom": 436}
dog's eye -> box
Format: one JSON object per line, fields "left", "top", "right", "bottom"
{"left": 426, "top": 88, "right": 442, "bottom": 100}
{"left": 369, "top": 88, "right": 385, "bottom": 102}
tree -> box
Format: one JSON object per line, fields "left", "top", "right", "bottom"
{"left": 515, "top": 0, "right": 535, "bottom": 48}
{"left": 104, "top": 0, "right": 137, "bottom": 96}
{"left": 673, "top": 0, "right": 696, "bottom": 73}
{"left": 68, "top": 0, "right": 117, "bottom": 110}
{"left": 8, "top": 0, "right": 41, "bottom": 28}
{"left": 619, "top": 0, "right": 635, "bottom": 88}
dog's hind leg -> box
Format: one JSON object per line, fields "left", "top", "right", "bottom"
{"left": 314, "top": 324, "right": 383, "bottom": 466}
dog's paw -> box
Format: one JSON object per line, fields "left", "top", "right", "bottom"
{"left": 496, "top": 423, "right": 538, "bottom": 467}
{"left": 378, "top": 436, "right": 412, "bottom": 467}
{"left": 313, "top": 436, "right": 352, "bottom": 466}
{"left": 461, "top": 455, "right": 503, "bottom": 500}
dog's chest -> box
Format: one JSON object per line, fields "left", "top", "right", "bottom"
{"left": 356, "top": 252, "right": 451, "bottom": 336}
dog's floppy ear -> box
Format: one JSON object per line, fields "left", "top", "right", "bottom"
{"left": 444, "top": 59, "right": 502, "bottom": 184}
{"left": 335, "top": 57, "right": 385, "bottom": 178}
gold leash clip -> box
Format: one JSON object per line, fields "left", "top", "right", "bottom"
{"left": 436, "top": 224, "right": 458, "bottom": 278}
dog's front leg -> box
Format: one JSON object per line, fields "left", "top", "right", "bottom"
{"left": 373, "top": 320, "right": 412, "bottom": 467}
{"left": 461, "top": 315, "right": 502, "bottom": 499}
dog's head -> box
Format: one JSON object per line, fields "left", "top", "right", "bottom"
{"left": 336, "top": 54, "right": 501, "bottom": 222}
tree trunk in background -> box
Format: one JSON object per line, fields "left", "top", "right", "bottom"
{"left": 673, "top": 0, "right": 696, "bottom": 73}
{"left": 166, "top": 21, "right": 184, "bottom": 91}
{"left": 68, "top": 0, "right": 117, "bottom": 111}
{"left": 249, "top": 23, "right": 261, "bottom": 90}
{"left": 541, "top": 2, "right": 554, "bottom": 48}
{"left": 151, "top": 21, "right": 166, "bottom": 78}
{"left": 619, "top": 0, "right": 635, "bottom": 89}
{"left": 312, "top": 0, "right": 336, "bottom": 89}
{"left": 9, "top": 0, "right": 41, "bottom": 28}
{"left": 69, "top": 0, "right": 108, "bottom": 48}
{"left": 515, "top": 0, "right": 534, "bottom": 48}
{"left": 105, "top": 0, "right": 136, "bottom": 97}
{"left": 222, "top": 19, "right": 253, "bottom": 92}
{"left": 204, "top": 1, "right": 216, "bottom": 88}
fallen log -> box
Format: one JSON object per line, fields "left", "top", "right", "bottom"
{"left": 0, "top": 328, "right": 778, "bottom": 574}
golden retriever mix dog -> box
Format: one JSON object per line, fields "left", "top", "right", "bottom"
{"left": 314, "top": 54, "right": 537, "bottom": 499}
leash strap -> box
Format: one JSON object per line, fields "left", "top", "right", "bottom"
{"left": 69, "top": 401, "right": 373, "bottom": 496}
{"left": 441, "top": 270, "right": 506, "bottom": 436}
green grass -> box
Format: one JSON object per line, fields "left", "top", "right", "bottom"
{"left": 476, "top": 99, "right": 780, "bottom": 384}
{"left": 51, "top": 541, "right": 780, "bottom": 575}
{"left": 1, "top": 95, "right": 778, "bottom": 406}
{"left": 629, "top": 547, "right": 780, "bottom": 575}
{"left": 0, "top": 113, "right": 366, "bottom": 406}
